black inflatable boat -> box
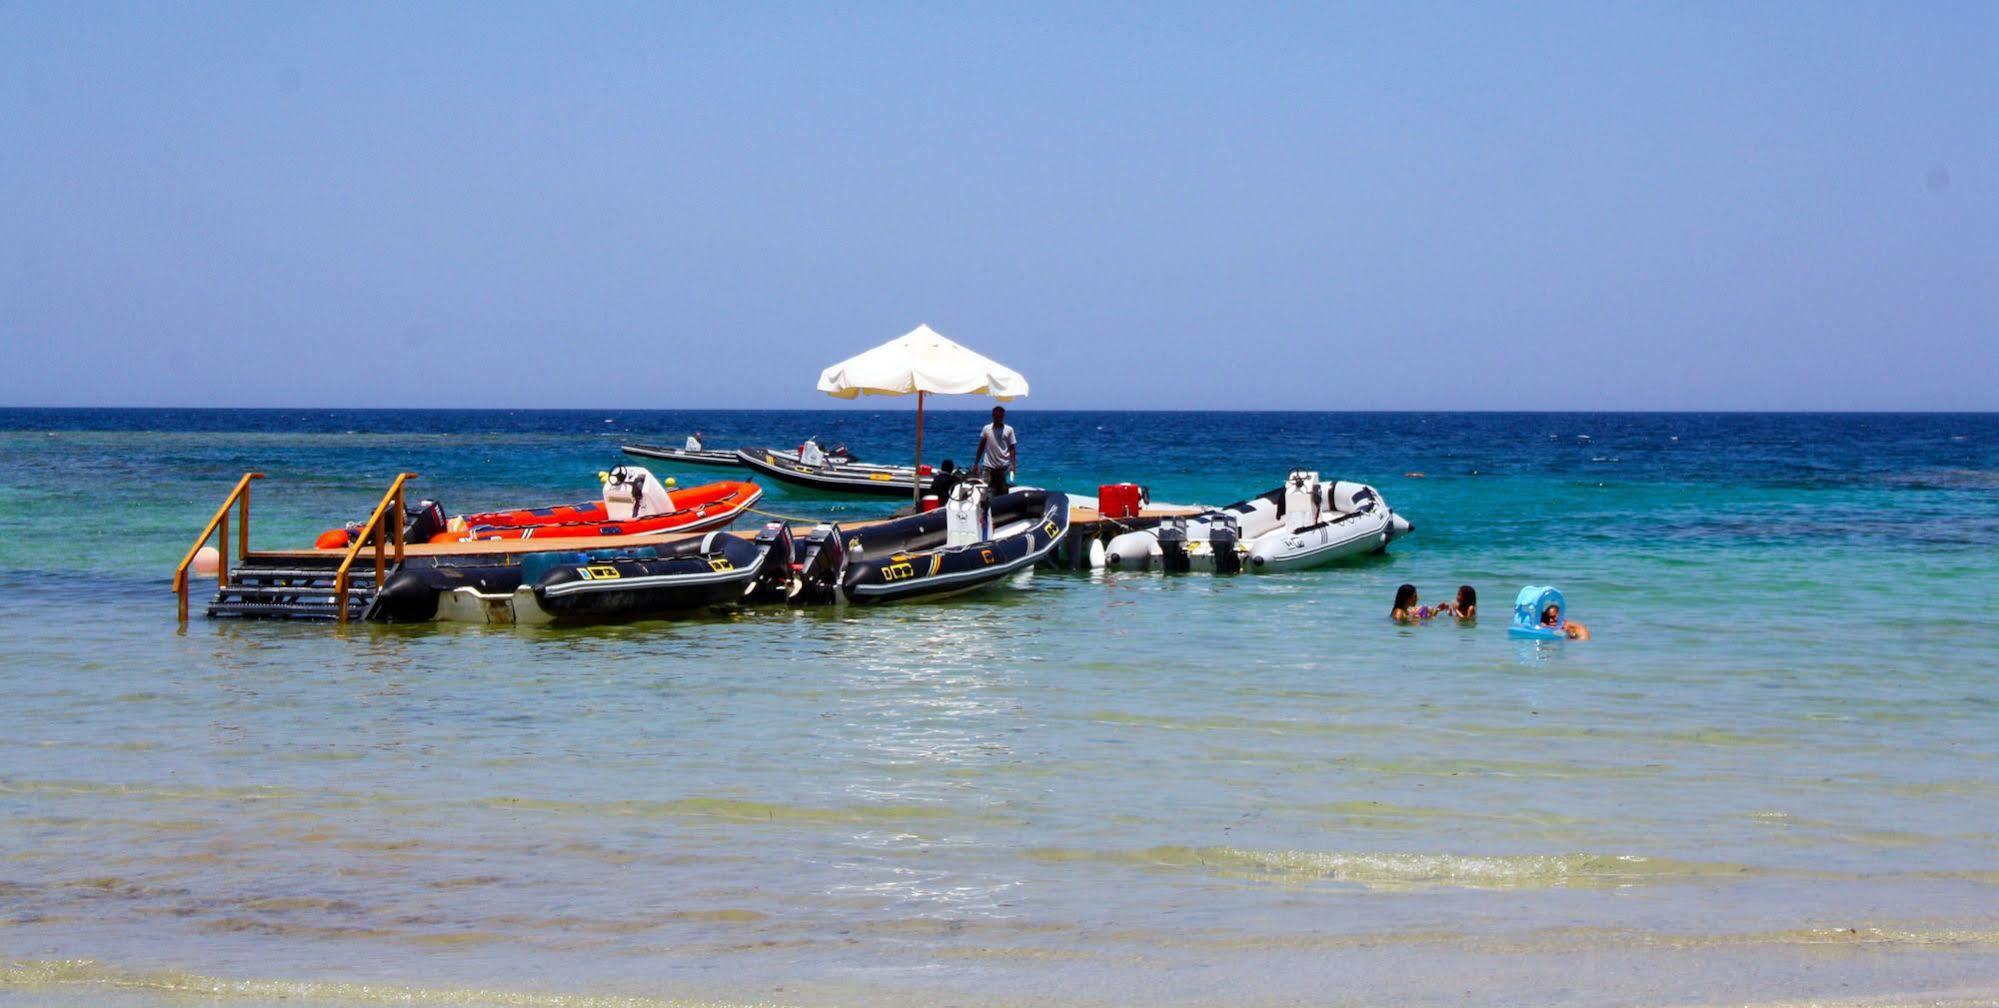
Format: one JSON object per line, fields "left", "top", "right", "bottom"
{"left": 372, "top": 524, "right": 796, "bottom": 624}
{"left": 790, "top": 489, "right": 1070, "bottom": 604}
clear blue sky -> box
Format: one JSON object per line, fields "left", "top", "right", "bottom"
{"left": 3, "top": 3, "right": 1993, "bottom": 410}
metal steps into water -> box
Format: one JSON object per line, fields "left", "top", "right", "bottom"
{"left": 177, "top": 471, "right": 419, "bottom": 624}
{"left": 206, "top": 557, "right": 385, "bottom": 621}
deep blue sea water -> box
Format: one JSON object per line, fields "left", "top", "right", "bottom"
{"left": 1, "top": 409, "right": 1996, "bottom": 1008}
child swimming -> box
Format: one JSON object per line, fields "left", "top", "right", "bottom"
{"left": 1541, "top": 603, "right": 1591, "bottom": 640}
{"left": 1445, "top": 585, "right": 1477, "bottom": 621}
{"left": 1392, "top": 584, "right": 1437, "bottom": 623}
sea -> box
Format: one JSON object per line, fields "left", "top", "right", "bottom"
{"left": 1, "top": 408, "right": 1995, "bottom": 1008}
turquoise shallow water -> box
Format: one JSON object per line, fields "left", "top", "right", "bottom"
{"left": 1, "top": 409, "right": 1997, "bottom": 1007}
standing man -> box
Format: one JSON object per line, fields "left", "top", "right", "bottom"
{"left": 974, "top": 405, "right": 1018, "bottom": 495}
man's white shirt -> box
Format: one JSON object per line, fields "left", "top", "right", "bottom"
{"left": 979, "top": 423, "right": 1017, "bottom": 473}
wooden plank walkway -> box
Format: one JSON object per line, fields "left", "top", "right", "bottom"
{"left": 249, "top": 504, "right": 1204, "bottom": 562}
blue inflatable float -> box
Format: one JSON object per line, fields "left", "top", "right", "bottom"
{"left": 1509, "top": 585, "right": 1566, "bottom": 639}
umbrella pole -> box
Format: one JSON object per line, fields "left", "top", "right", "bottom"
{"left": 913, "top": 391, "right": 924, "bottom": 506}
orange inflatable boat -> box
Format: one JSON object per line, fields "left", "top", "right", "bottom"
{"left": 314, "top": 466, "right": 763, "bottom": 547}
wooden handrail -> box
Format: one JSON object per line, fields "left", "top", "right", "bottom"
{"left": 175, "top": 472, "right": 263, "bottom": 623}
{"left": 334, "top": 473, "right": 418, "bottom": 625}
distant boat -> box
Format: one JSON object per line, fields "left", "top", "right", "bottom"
{"left": 622, "top": 443, "right": 754, "bottom": 468}
{"left": 622, "top": 441, "right": 858, "bottom": 469}
{"left": 734, "top": 448, "right": 923, "bottom": 497}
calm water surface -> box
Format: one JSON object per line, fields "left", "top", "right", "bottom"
{"left": 1, "top": 409, "right": 1996, "bottom": 1007}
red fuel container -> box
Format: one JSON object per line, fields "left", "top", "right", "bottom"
{"left": 1098, "top": 483, "right": 1146, "bottom": 519}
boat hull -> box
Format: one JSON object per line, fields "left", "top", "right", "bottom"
{"left": 532, "top": 529, "right": 792, "bottom": 621}
{"left": 1245, "top": 509, "right": 1393, "bottom": 572}
{"left": 374, "top": 527, "right": 795, "bottom": 624}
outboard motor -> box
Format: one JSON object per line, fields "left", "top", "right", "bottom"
{"left": 945, "top": 480, "right": 991, "bottom": 548}
{"left": 793, "top": 522, "right": 847, "bottom": 603}
{"left": 745, "top": 521, "right": 797, "bottom": 602}
{"left": 603, "top": 465, "right": 675, "bottom": 520}
{"left": 1208, "top": 512, "right": 1243, "bottom": 574}
{"left": 1158, "top": 516, "right": 1191, "bottom": 573}
{"left": 401, "top": 499, "right": 447, "bottom": 544}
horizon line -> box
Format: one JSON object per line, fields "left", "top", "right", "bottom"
{"left": 2, "top": 405, "right": 1996, "bottom": 416}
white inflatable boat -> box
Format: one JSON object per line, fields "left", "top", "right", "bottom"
{"left": 1101, "top": 471, "right": 1412, "bottom": 573}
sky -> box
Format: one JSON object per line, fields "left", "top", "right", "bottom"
{"left": 2, "top": 2, "right": 1994, "bottom": 411}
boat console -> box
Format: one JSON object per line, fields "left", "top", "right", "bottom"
{"left": 601, "top": 465, "right": 675, "bottom": 520}
{"left": 945, "top": 481, "right": 992, "bottom": 547}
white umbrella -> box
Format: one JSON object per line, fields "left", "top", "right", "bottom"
{"left": 817, "top": 324, "right": 1029, "bottom": 503}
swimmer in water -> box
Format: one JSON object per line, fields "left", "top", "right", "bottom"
{"left": 1392, "top": 584, "right": 1434, "bottom": 623}
{"left": 1541, "top": 603, "right": 1591, "bottom": 640}
{"left": 1445, "top": 585, "right": 1477, "bottom": 621}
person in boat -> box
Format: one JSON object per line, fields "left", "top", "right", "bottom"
{"left": 1541, "top": 603, "right": 1591, "bottom": 640}
{"left": 928, "top": 459, "right": 963, "bottom": 500}
{"left": 684, "top": 431, "right": 703, "bottom": 451}
{"left": 975, "top": 406, "right": 1018, "bottom": 495}
{"left": 1444, "top": 585, "right": 1477, "bottom": 621}
{"left": 1392, "top": 584, "right": 1436, "bottom": 623}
